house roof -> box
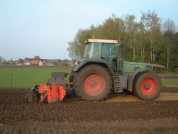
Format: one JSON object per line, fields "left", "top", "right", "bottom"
{"left": 51, "top": 60, "right": 59, "bottom": 64}
{"left": 31, "top": 60, "right": 41, "bottom": 64}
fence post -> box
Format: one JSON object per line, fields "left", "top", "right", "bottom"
{"left": 10, "top": 75, "right": 12, "bottom": 88}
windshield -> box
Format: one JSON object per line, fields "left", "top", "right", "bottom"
{"left": 83, "top": 44, "right": 89, "bottom": 58}
{"left": 83, "top": 43, "right": 100, "bottom": 59}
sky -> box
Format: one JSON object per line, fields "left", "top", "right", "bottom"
{"left": 0, "top": 0, "right": 178, "bottom": 61}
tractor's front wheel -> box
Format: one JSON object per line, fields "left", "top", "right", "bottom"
{"left": 133, "top": 72, "right": 162, "bottom": 100}
{"left": 73, "top": 64, "right": 112, "bottom": 101}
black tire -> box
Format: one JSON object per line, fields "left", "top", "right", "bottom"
{"left": 133, "top": 72, "right": 162, "bottom": 100}
{"left": 73, "top": 64, "right": 112, "bottom": 101}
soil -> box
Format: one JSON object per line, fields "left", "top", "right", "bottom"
{"left": 0, "top": 87, "right": 178, "bottom": 133}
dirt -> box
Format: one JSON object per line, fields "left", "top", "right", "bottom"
{"left": 0, "top": 87, "right": 178, "bottom": 133}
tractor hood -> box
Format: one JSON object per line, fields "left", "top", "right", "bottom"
{"left": 122, "top": 61, "right": 153, "bottom": 73}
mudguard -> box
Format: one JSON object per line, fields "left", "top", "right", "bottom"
{"left": 72, "top": 59, "right": 114, "bottom": 74}
{"left": 127, "top": 68, "right": 152, "bottom": 92}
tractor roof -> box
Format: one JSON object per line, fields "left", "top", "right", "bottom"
{"left": 85, "top": 39, "right": 118, "bottom": 44}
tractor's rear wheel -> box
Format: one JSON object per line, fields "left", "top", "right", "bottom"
{"left": 133, "top": 72, "right": 162, "bottom": 100}
{"left": 73, "top": 64, "right": 112, "bottom": 101}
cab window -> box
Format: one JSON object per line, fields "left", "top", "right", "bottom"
{"left": 86, "top": 43, "right": 100, "bottom": 59}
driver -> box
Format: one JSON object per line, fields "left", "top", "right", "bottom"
{"left": 95, "top": 47, "right": 99, "bottom": 54}
{"left": 88, "top": 45, "right": 99, "bottom": 58}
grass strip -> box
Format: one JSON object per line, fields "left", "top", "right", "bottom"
{"left": 0, "top": 68, "right": 71, "bottom": 88}
{"left": 161, "top": 79, "right": 178, "bottom": 87}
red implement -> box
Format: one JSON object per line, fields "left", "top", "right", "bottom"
{"left": 38, "top": 83, "right": 66, "bottom": 103}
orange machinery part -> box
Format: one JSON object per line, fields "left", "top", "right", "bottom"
{"left": 38, "top": 83, "right": 66, "bottom": 103}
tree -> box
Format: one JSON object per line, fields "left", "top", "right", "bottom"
{"left": 162, "top": 18, "right": 177, "bottom": 71}
{"left": 141, "top": 11, "right": 162, "bottom": 62}
{"left": 24, "top": 58, "right": 28, "bottom": 61}
{"left": 34, "top": 56, "right": 40, "bottom": 60}
{"left": 67, "top": 29, "right": 93, "bottom": 59}
{"left": 125, "top": 14, "right": 138, "bottom": 61}
{"left": 62, "top": 59, "right": 67, "bottom": 66}
{"left": 67, "top": 11, "right": 177, "bottom": 72}
{"left": 19, "top": 58, "right": 23, "bottom": 64}
{"left": 0, "top": 56, "right": 3, "bottom": 62}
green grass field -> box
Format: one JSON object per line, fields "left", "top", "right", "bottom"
{"left": 161, "top": 79, "right": 178, "bottom": 87}
{"left": 0, "top": 69, "right": 178, "bottom": 88}
{"left": 0, "top": 69, "right": 71, "bottom": 88}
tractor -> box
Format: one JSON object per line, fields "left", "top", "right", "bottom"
{"left": 27, "top": 37, "right": 162, "bottom": 103}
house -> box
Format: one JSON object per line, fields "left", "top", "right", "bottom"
{"left": 41, "top": 59, "right": 59, "bottom": 66}
{"left": 51, "top": 59, "right": 58, "bottom": 64}
{"left": 24, "top": 60, "right": 31, "bottom": 65}
{"left": 42, "top": 60, "right": 54, "bottom": 66}
{"left": 31, "top": 60, "right": 41, "bottom": 65}
{"left": 67, "top": 59, "right": 77, "bottom": 66}
{"left": 39, "top": 61, "right": 44, "bottom": 66}
{"left": 45, "top": 63, "right": 54, "bottom": 66}
{"left": 67, "top": 60, "right": 73, "bottom": 66}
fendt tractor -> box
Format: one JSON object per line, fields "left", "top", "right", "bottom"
{"left": 27, "top": 36, "right": 162, "bottom": 103}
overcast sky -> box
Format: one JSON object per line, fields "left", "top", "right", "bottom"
{"left": 0, "top": 0, "right": 178, "bottom": 61}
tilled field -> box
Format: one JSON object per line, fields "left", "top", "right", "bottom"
{"left": 0, "top": 87, "right": 178, "bottom": 133}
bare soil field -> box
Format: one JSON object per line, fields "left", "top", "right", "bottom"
{"left": 0, "top": 87, "right": 178, "bottom": 133}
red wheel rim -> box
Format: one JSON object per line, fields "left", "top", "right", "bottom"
{"left": 83, "top": 72, "right": 105, "bottom": 96}
{"left": 141, "top": 78, "right": 157, "bottom": 95}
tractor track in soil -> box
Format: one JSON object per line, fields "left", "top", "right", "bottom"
{"left": 0, "top": 87, "right": 178, "bottom": 133}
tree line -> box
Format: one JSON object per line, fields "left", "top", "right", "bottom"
{"left": 67, "top": 11, "right": 178, "bottom": 71}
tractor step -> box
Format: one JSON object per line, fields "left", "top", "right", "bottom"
{"left": 113, "top": 75, "right": 123, "bottom": 93}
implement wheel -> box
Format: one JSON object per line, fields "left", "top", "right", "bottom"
{"left": 73, "top": 64, "right": 112, "bottom": 101}
{"left": 25, "top": 94, "right": 38, "bottom": 103}
{"left": 133, "top": 72, "right": 162, "bottom": 100}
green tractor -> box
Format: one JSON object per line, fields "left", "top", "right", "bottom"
{"left": 28, "top": 38, "right": 162, "bottom": 103}
{"left": 69, "top": 38, "right": 162, "bottom": 101}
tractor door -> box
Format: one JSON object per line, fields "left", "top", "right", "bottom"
{"left": 101, "top": 43, "right": 117, "bottom": 72}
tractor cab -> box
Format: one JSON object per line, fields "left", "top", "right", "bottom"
{"left": 83, "top": 39, "right": 119, "bottom": 72}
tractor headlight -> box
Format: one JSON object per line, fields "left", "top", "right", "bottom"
{"left": 75, "top": 61, "right": 81, "bottom": 65}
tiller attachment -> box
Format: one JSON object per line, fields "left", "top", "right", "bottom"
{"left": 38, "top": 84, "right": 66, "bottom": 103}
{"left": 27, "top": 72, "right": 67, "bottom": 103}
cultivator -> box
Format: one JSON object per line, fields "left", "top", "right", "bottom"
{"left": 26, "top": 72, "right": 67, "bottom": 103}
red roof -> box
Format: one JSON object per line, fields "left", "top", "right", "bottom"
{"left": 31, "top": 60, "right": 41, "bottom": 64}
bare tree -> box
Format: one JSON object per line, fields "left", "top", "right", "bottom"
{"left": 162, "top": 18, "right": 176, "bottom": 70}
{"left": 141, "top": 11, "right": 162, "bottom": 62}
{"left": 125, "top": 14, "right": 138, "bottom": 61}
